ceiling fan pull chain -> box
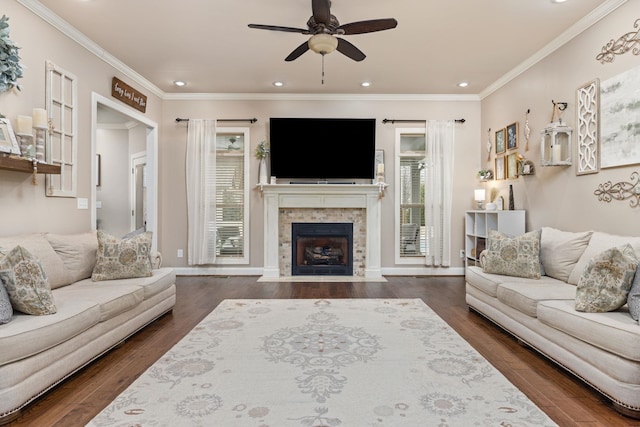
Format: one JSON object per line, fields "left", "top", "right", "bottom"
{"left": 321, "top": 54, "right": 326, "bottom": 85}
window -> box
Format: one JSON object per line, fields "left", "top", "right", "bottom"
{"left": 395, "top": 128, "right": 426, "bottom": 261}
{"left": 45, "top": 60, "right": 77, "bottom": 197}
{"left": 210, "top": 128, "right": 249, "bottom": 263}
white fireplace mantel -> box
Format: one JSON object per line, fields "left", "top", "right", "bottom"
{"left": 259, "top": 183, "right": 386, "bottom": 279}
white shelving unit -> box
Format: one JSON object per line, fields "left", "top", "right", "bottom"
{"left": 465, "top": 210, "right": 525, "bottom": 266}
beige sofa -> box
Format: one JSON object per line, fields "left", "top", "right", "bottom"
{"left": 0, "top": 231, "right": 176, "bottom": 424}
{"left": 465, "top": 227, "right": 640, "bottom": 419}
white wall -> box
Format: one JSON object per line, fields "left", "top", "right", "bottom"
{"left": 96, "top": 128, "right": 130, "bottom": 237}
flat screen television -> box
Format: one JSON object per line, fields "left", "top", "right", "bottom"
{"left": 269, "top": 117, "right": 376, "bottom": 181}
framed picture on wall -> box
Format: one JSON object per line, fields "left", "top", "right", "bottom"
{"left": 506, "top": 122, "right": 518, "bottom": 150}
{"left": 507, "top": 153, "right": 519, "bottom": 179}
{"left": 495, "top": 155, "right": 505, "bottom": 180}
{"left": 495, "top": 128, "right": 505, "bottom": 154}
{"left": 0, "top": 118, "right": 21, "bottom": 155}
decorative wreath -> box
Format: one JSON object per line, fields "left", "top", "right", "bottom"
{"left": 0, "top": 15, "right": 23, "bottom": 93}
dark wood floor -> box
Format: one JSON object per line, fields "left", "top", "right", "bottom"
{"left": 5, "top": 276, "right": 640, "bottom": 427}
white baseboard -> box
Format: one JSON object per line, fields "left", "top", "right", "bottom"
{"left": 174, "top": 266, "right": 464, "bottom": 277}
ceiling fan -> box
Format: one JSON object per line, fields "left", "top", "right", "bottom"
{"left": 248, "top": 0, "right": 398, "bottom": 62}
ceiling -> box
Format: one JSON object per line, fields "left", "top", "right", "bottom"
{"left": 34, "top": 0, "right": 613, "bottom": 96}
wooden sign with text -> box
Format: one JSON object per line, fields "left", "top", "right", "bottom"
{"left": 111, "top": 77, "right": 147, "bottom": 113}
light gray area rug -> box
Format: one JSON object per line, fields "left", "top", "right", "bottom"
{"left": 87, "top": 299, "right": 557, "bottom": 426}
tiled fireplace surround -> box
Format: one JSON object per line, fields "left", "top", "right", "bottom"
{"left": 260, "top": 184, "right": 384, "bottom": 279}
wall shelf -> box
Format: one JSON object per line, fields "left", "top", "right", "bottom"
{"left": 0, "top": 155, "right": 61, "bottom": 174}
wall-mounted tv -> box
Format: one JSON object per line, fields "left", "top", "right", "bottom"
{"left": 269, "top": 117, "right": 376, "bottom": 181}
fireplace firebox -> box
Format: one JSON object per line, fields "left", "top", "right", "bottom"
{"left": 291, "top": 222, "right": 353, "bottom": 276}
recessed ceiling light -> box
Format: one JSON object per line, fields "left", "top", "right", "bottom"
{"left": 552, "top": 0, "right": 568, "bottom": 3}
{"left": 273, "top": 81, "right": 284, "bottom": 87}
{"left": 174, "top": 80, "right": 186, "bottom": 87}
{"left": 457, "top": 81, "right": 469, "bottom": 88}
{"left": 361, "top": 81, "right": 371, "bottom": 87}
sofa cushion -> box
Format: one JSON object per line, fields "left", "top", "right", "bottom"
{"left": 0, "top": 297, "right": 100, "bottom": 366}
{"left": 538, "top": 299, "right": 640, "bottom": 362}
{"left": 628, "top": 265, "right": 640, "bottom": 321}
{"left": 92, "top": 230, "right": 153, "bottom": 281}
{"left": 496, "top": 281, "right": 576, "bottom": 317}
{"left": 540, "top": 227, "right": 592, "bottom": 282}
{"left": 45, "top": 231, "right": 98, "bottom": 284}
{"left": 575, "top": 244, "right": 638, "bottom": 313}
{"left": 483, "top": 229, "right": 541, "bottom": 279}
{"left": 0, "top": 281, "right": 12, "bottom": 324}
{"left": 0, "top": 233, "right": 66, "bottom": 289}
{"left": 0, "top": 246, "right": 57, "bottom": 315}
{"left": 568, "top": 232, "right": 640, "bottom": 285}
{"left": 54, "top": 280, "right": 145, "bottom": 322}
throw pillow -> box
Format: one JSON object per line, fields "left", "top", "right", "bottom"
{"left": 92, "top": 230, "right": 153, "bottom": 281}
{"left": 482, "top": 229, "right": 542, "bottom": 279}
{"left": 627, "top": 265, "right": 640, "bottom": 321}
{"left": 540, "top": 227, "right": 592, "bottom": 282}
{"left": 575, "top": 244, "right": 639, "bottom": 313}
{"left": 0, "top": 245, "right": 57, "bottom": 315}
{"left": 0, "top": 279, "right": 13, "bottom": 323}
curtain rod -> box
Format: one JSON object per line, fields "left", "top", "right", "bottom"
{"left": 382, "top": 118, "right": 465, "bottom": 124}
{"left": 175, "top": 118, "right": 258, "bottom": 123}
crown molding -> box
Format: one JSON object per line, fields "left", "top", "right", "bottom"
{"left": 162, "top": 92, "right": 481, "bottom": 102}
{"left": 479, "top": 0, "right": 629, "bottom": 100}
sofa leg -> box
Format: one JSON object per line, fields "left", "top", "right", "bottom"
{"left": 612, "top": 401, "right": 640, "bottom": 420}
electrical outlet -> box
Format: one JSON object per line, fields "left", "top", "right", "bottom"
{"left": 177, "top": 249, "right": 183, "bottom": 258}
{"left": 459, "top": 250, "right": 465, "bottom": 258}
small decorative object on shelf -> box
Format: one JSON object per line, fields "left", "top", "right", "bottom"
{"left": 15, "top": 114, "right": 34, "bottom": 158}
{"left": 33, "top": 108, "right": 48, "bottom": 162}
{"left": 477, "top": 169, "right": 492, "bottom": 181}
{"left": 509, "top": 184, "right": 515, "bottom": 210}
{"left": 255, "top": 139, "right": 269, "bottom": 184}
{"left": 376, "top": 162, "right": 385, "bottom": 183}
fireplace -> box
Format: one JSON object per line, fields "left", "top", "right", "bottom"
{"left": 291, "top": 222, "right": 353, "bottom": 276}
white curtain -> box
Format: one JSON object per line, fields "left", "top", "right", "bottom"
{"left": 424, "top": 120, "right": 455, "bottom": 267}
{"left": 186, "top": 119, "right": 216, "bottom": 265}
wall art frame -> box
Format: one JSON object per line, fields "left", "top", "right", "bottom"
{"left": 0, "top": 118, "right": 21, "bottom": 155}
{"left": 600, "top": 64, "right": 640, "bottom": 169}
{"left": 507, "top": 153, "right": 519, "bottom": 179}
{"left": 495, "top": 128, "right": 505, "bottom": 154}
{"left": 495, "top": 155, "right": 505, "bottom": 180}
{"left": 506, "top": 122, "right": 518, "bottom": 150}
{"left": 576, "top": 78, "right": 600, "bottom": 175}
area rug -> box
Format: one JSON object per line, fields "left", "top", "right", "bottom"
{"left": 87, "top": 299, "right": 557, "bottom": 426}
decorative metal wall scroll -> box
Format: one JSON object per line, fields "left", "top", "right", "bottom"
{"left": 596, "top": 18, "right": 640, "bottom": 63}
{"left": 576, "top": 79, "right": 599, "bottom": 175}
{"left": 593, "top": 171, "right": 640, "bottom": 207}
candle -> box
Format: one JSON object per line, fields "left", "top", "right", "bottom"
{"left": 33, "top": 108, "right": 47, "bottom": 128}
{"left": 377, "top": 163, "right": 385, "bottom": 174}
{"left": 552, "top": 144, "right": 562, "bottom": 163}
{"left": 16, "top": 115, "right": 32, "bottom": 135}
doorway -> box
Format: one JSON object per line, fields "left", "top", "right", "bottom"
{"left": 91, "top": 93, "right": 158, "bottom": 250}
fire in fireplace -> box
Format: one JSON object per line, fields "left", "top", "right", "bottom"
{"left": 291, "top": 222, "right": 353, "bottom": 276}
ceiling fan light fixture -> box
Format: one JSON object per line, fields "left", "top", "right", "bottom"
{"left": 308, "top": 33, "right": 338, "bottom": 55}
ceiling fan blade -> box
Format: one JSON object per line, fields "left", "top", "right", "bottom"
{"left": 285, "top": 41, "right": 310, "bottom": 61}
{"left": 336, "top": 38, "right": 366, "bottom": 62}
{"left": 248, "top": 24, "right": 308, "bottom": 34}
{"left": 337, "top": 18, "right": 398, "bottom": 35}
{"left": 312, "top": 0, "right": 331, "bottom": 26}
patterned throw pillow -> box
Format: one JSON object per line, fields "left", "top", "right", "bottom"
{"left": 0, "top": 245, "right": 57, "bottom": 315}
{"left": 625, "top": 265, "right": 640, "bottom": 321}
{"left": 482, "top": 229, "right": 541, "bottom": 279}
{"left": 92, "top": 230, "right": 153, "bottom": 281}
{"left": 0, "top": 279, "right": 13, "bottom": 323}
{"left": 575, "top": 244, "right": 638, "bottom": 313}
